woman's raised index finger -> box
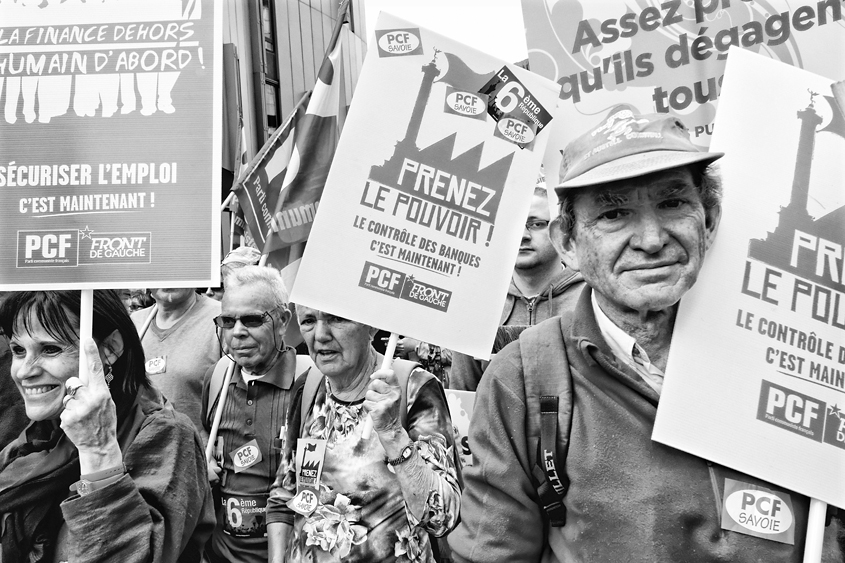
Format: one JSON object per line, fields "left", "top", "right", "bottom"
{"left": 81, "top": 337, "right": 106, "bottom": 389}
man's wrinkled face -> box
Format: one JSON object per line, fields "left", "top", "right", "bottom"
{"left": 560, "top": 167, "right": 720, "bottom": 317}
{"left": 220, "top": 283, "right": 289, "bottom": 374}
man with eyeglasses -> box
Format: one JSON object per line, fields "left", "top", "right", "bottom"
{"left": 201, "top": 265, "right": 301, "bottom": 563}
{"left": 450, "top": 180, "right": 584, "bottom": 391}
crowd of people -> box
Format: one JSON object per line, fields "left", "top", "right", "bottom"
{"left": 1, "top": 108, "right": 843, "bottom": 562}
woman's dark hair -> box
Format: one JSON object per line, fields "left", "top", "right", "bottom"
{"left": 0, "top": 290, "right": 149, "bottom": 415}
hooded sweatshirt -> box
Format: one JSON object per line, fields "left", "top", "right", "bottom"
{"left": 449, "top": 267, "right": 584, "bottom": 391}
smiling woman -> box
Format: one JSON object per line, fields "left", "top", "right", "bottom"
{"left": 0, "top": 290, "right": 215, "bottom": 563}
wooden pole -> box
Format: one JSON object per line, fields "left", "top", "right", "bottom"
{"left": 802, "top": 498, "right": 827, "bottom": 563}
{"left": 205, "top": 361, "right": 237, "bottom": 462}
{"left": 78, "top": 290, "right": 94, "bottom": 385}
{"left": 137, "top": 303, "right": 158, "bottom": 340}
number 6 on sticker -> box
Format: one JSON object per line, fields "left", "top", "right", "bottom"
{"left": 226, "top": 497, "right": 243, "bottom": 528}
{"left": 495, "top": 81, "right": 525, "bottom": 114}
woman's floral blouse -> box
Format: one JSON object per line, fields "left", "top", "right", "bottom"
{"left": 267, "top": 367, "right": 461, "bottom": 562}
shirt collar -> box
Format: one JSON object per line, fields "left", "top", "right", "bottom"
{"left": 590, "top": 292, "right": 664, "bottom": 395}
{"left": 234, "top": 347, "right": 296, "bottom": 390}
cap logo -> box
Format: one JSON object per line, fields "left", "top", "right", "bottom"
{"left": 583, "top": 109, "right": 660, "bottom": 159}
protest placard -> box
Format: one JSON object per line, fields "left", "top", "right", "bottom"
{"left": 289, "top": 13, "right": 560, "bottom": 358}
{"left": 0, "top": 0, "right": 221, "bottom": 290}
{"left": 521, "top": 0, "right": 845, "bottom": 204}
{"left": 653, "top": 48, "right": 845, "bottom": 508}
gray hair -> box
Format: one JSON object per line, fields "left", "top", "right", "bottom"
{"left": 225, "top": 265, "right": 289, "bottom": 310}
{"left": 556, "top": 163, "right": 722, "bottom": 239}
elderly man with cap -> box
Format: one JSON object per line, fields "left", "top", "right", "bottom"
{"left": 448, "top": 106, "right": 843, "bottom": 562}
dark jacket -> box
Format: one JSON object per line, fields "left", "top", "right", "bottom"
{"left": 449, "top": 287, "right": 843, "bottom": 562}
{"left": 0, "top": 386, "right": 216, "bottom": 563}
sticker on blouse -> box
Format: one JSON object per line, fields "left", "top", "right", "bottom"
{"left": 230, "top": 439, "right": 262, "bottom": 474}
{"left": 287, "top": 488, "right": 320, "bottom": 517}
{"left": 145, "top": 356, "right": 166, "bottom": 374}
{"left": 286, "top": 438, "right": 327, "bottom": 517}
{"left": 294, "top": 438, "right": 327, "bottom": 493}
{"left": 221, "top": 493, "right": 267, "bottom": 538}
{"left": 721, "top": 478, "right": 795, "bottom": 545}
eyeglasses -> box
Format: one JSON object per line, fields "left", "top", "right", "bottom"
{"left": 213, "top": 308, "right": 278, "bottom": 329}
{"left": 525, "top": 219, "right": 550, "bottom": 231}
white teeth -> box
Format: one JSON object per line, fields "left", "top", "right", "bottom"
{"left": 24, "top": 386, "right": 57, "bottom": 396}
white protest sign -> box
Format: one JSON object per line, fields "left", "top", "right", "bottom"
{"left": 520, "top": 0, "right": 845, "bottom": 217}
{"left": 654, "top": 48, "right": 845, "bottom": 508}
{"left": 289, "top": 13, "right": 560, "bottom": 358}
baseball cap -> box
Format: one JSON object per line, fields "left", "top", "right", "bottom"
{"left": 555, "top": 105, "right": 723, "bottom": 192}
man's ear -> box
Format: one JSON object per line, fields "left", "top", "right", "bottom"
{"left": 278, "top": 307, "right": 293, "bottom": 330}
{"left": 549, "top": 217, "right": 580, "bottom": 271}
{"left": 101, "top": 329, "right": 125, "bottom": 364}
{"left": 704, "top": 203, "right": 722, "bottom": 251}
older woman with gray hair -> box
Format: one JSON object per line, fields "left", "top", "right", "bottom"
{"left": 266, "top": 306, "right": 461, "bottom": 563}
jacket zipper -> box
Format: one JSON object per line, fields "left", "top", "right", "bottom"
{"left": 526, "top": 297, "right": 536, "bottom": 325}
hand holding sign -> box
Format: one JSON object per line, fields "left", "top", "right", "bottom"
{"left": 61, "top": 337, "right": 123, "bottom": 474}
{"left": 364, "top": 367, "right": 403, "bottom": 439}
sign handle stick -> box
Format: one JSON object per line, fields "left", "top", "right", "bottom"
{"left": 362, "top": 332, "right": 399, "bottom": 440}
{"left": 78, "top": 289, "right": 94, "bottom": 385}
{"left": 802, "top": 498, "right": 827, "bottom": 563}
{"left": 205, "top": 361, "right": 236, "bottom": 462}
{"left": 137, "top": 303, "right": 158, "bottom": 340}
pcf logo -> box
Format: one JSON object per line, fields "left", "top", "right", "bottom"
{"left": 376, "top": 28, "right": 423, "bottom": 57}
{"left": 445, "top": 87, "right": 487, "bottom": 120}
{"left": 17, "top": 230, "right": 79, "bottom": 268}
{"left": 359, "top": 261, "right": 407, "bottom": 298}
{"left": 757, "top": 380, "right": 825, "bottom": 441}
{"left": 724, "top": 489, "right": 793, "bottom": 534}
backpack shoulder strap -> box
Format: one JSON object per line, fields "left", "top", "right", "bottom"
{"left": 298, "top": 359, "right": 325, "bottom": 436}
{"left": 520, "top": 317, "right": 573, "bottom": 528}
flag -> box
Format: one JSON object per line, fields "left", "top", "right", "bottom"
{"left": 232, "top": 93, "right": 310, "bottom": 249}
{"left": 435, "top": 52, "right": 496, "bottom": 91}
{"left": 265, "top": 0, "right": 351, "bottom": 260}
{"left": 231, "top": 124, "right": 249, "bottom": 239}
{"left": 833, "top": 80, "right": 845, "bottom": 121}
{"left": 819, "top": 94, "right": 845, "bottom": 140}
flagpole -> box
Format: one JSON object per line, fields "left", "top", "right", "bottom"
{"left": 258, "top": 224, "right": 275, "bottom": 267}
{"left": 241, "top": 92, "right": 310, "bottom": 188}
{"left": 261, "top": 2, "right": 349, "bottom": 260}
{"left": 229, "top": 210, "right": 237, "bottom": 253}
{"left": 221, "top": 191, "right": 234, "bottom": 211}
